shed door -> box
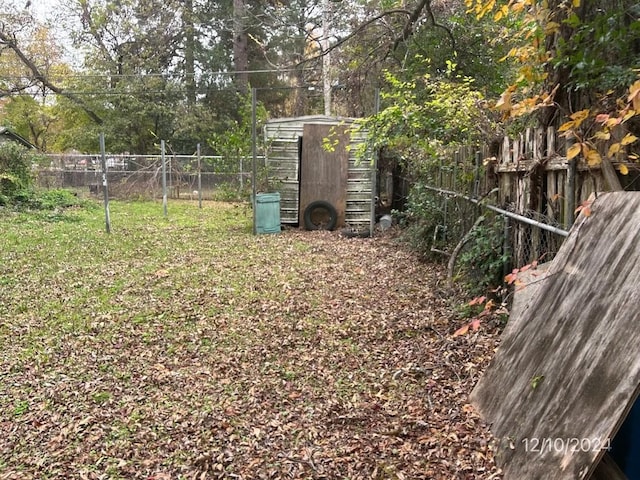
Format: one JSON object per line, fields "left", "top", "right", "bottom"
{"left": 299, "top": 123, "right": 349, "bottom": 228}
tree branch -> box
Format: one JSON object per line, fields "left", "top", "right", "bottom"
{"left": 391, "top": 0, "right": 456, "bottom": 54}
{"left": 423, "top": 0, "right": 456, "bottom": 53}
{"left": 0, "top": 30, "right": 103, "bottom": 125}
{"left": 296, "top": 9, "right": 412, "bottom": 66}
{"left": 297, "top": 2, "right": 457, "bottom": 68}
{"left": 391, "top": 0, "right": 429, "bottom": 52}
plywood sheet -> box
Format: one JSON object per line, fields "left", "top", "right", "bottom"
{"left": 470, "top": 192, "right": 640, "bottom": 480}
{"left": 299, "top": 123, "right": 349, "bottom": 227}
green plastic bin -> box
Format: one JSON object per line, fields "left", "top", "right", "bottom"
{"left": 254, "top": 192, "right": 281, "bottom": 234}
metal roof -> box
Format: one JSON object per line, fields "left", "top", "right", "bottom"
{"left": 0, "top": 127, "right": 36, "bottom": 149}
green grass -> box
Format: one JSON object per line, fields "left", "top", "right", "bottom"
{"left": 0, "top": 199, "right": 500, "bottom": 479}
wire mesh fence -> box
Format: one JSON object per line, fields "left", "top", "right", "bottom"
{"left": 36, "top": 154, "right": 263, "bottom": 201}
{"left": 412, "top": 150, "right": 569, "bottom": 289}
{"left": 502, "top": 206, "right": 566, "bottom": 268}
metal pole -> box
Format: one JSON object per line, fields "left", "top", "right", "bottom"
{"left": 503, "top": 216, "right": 511, "bottom": 278}
{"left": 161, "top": 140, "right": 168, "bottom": 217}
{"left": 566, "top": 158, "right": 576, "bottom": 229}
{"left": 422, "top": 184, "right": 570, "bottom": 237}
{"left": 99, "top": 133, "right": 111, "bottom": 234}
{"left": 370, "top": 88, "right": 381, "bottom": 237}
{"left": 322, "top": 0, "right": 331, "bottom": 116}
{"left": 197, "top": 143, "right": 202, "bottom": 209}
{"left": 252, "top": 87, "right": 258, "bottom": 235}
{"left": 474, "top": 150, "right": 482, "bottom": 198}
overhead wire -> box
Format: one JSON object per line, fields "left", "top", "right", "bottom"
{"left": 0, "top": 66, "right": 320, "bottom": 81}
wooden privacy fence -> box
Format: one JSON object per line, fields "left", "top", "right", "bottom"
{"left": 428, "top": 126, "right": 639, "bottom": 268}
{"left": 489, "top": 126, "right": 639, "bottom": 228}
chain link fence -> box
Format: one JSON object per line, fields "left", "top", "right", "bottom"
{"left": 36, "top": 154, "right": 264, "bottom": 201}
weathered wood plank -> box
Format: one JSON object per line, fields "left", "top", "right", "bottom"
{"left": 601, "top": 157, "right": 623, "bottom": 191}
{"left": 299, "top": 123, "right": 349, "bottom": 227}
{"left": 470, "top": 192, "right": 640, "bottom": 480}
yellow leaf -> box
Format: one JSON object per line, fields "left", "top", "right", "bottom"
{"left": 495, "top": 90, "right": 512, "bottom": 111}
{"left": 628, "top": 80, "right": 640, "bottom": 102}
{"left": 566, "top": 143, "right": 581, "bottom": 160}
{"left": 620, "top": 164, "right": 629, "bottom": 175}
{"left": 570, "top": 109, "right": 590, "bottom": 121}
{"left": 592, "top": 131, "right": 610, "bottom": 141}
{"left": 572, "top": 0, "right": 580, "bottom": 6}
{"left": 568, "top": 109, "right": 590, "bottom": 128}
{"left": 558, "top": 120, "right": 575, "bottom": 132}
{"left": 622, "top": 110, "right": 637, "bottom": 123}
{"left": 606, "top": 117, "right": 623, "bottom": 128}
{"left": 608, "top": 143, "right": 622, "bottom": 157}
{"left": 621, "top": 133, "right": 639, "bottom": 146}
{"left": 586, "top": 149, "right": 601, "bottom": 166}
{"left": 545, "top": 21, "right": 561, "bottom": 34}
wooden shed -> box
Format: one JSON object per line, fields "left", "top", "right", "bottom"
{"left": 263, "top": 115, "right": 374, "bottom": 231}
{"left": 0, "top": 127, "right": 35, "bottom": 149}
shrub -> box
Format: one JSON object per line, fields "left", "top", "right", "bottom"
{"left": 30, "top": 189, "right": 83, "bottom": 210}
{"left": 0, "top": 142, "right": 44, "bottom": 201}
{"left": 457, "top": 216, "right": 510, "bottom": 294}
{"left": 397, "top": 182, "right": 445, "bottom": 258}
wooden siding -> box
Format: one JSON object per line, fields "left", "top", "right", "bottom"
{"left": 470, "top": 191, "right": 640, "bottom": 480}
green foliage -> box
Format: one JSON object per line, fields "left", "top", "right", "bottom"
{"left": 208, "top": 93, "right": 267, "bottom": 173}
{"left": 552, "top": 7, "right": 640, "bottom": 95}
{"left": 31, "top": 189, "right": 86, "bottom": 210}
{"left": 0, "top": 142, "right": 36, "bottom": 199}
{"left": 211, "top": 182, "right": 249, "bottom": 203}
{"left": 396, "top": 183, "right": 444, "bottom": 257}
{"left": 357, "top": 64, "right": 497, "bottom": 170}
{"left": 457, "top": 217, "right": 510, "bottom": 294}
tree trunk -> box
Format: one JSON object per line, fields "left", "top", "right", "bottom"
{"left": 233, "top": 0, "right": 248, "bottom": 95}
{"left": 183, "top": 0, "right": 196, "bottom": 107}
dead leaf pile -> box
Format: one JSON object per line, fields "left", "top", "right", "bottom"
{"left": 0, "top": 203, "right": 502, "bottom": 479}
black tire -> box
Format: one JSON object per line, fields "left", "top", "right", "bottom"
{"left": 303, "top": 200, "right": 338, "bottom": 231}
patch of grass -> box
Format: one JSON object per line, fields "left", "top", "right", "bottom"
{"left": 13, "top": 400, "right": 29, "bottom": 416}
{"left": 92, "top": 392, "right": 112, "bottom": 404}
{"left": 0, "top": 198, "right": 500, "bottom": 479}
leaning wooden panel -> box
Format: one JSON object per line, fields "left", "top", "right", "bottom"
{"left": 470, "top": 191, "right": 640, "bottom": 480}
{"left": 299, "top": 123, "right": 349, "bottom": 227}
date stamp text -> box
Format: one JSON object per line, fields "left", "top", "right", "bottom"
{"left": 522, "top": 437, "right": 611, "bottom": 454}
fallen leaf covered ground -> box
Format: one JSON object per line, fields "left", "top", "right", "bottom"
{"left": 0, "top": 201, "right": 502, "bottom": 479}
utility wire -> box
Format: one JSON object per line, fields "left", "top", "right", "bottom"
{"left": 0, "top": 67, "right": 320, "bottom": 81}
